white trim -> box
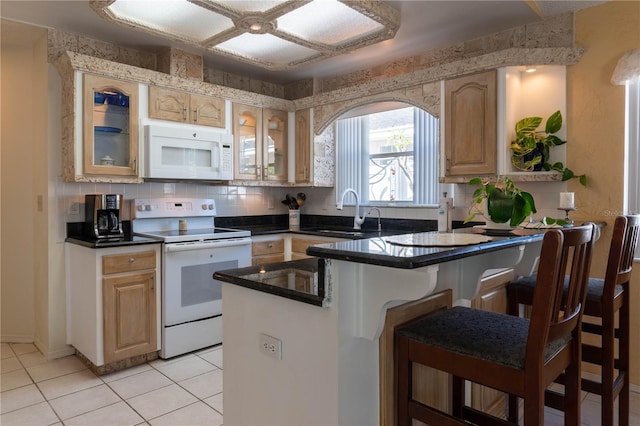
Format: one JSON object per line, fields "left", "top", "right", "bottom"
{"left": 624, "top": 76, "right": 640, "bottom": 259}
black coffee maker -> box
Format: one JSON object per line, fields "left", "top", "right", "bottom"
{"left": 85, "top": 194, "right": 124, "bottom": 239}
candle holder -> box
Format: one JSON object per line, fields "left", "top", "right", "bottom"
{"left": 557, "top": 207, "right": 576, "bottom": 226}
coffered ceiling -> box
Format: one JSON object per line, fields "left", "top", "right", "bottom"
{"left": 1, "top": 1, "right": 607, "bottom": 84}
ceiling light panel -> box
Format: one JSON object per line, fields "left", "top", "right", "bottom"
{"left": 277, "top": 0, "right": 384, "bottom": 46}
{"left": 91, "top": 0, "right": 400, "bottom": 70}
{"left": 106, "top": 0, "right": 233, "bottom": 42}
{"left": 215, "top": 33, "right": 319, "bottom": 65}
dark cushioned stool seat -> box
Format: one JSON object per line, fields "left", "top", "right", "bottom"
{"left": 510, "top": 275, "right": 623, "bottom": 303}
{"left": 397, "top": 306, "right": 570, "bottom": 370}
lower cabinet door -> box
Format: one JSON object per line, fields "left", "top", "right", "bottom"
{"left": 103, "top": 271, "right": 157, "bottom": 363}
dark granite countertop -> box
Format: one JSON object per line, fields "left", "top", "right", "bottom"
{"left": 65, "top": 235, "right": 162, "bottom": 248}
{"left": 65, "top": 221, "right": 162, "bottom": 248}
{"left": 216, "top": 214, "right": 441, "bottom": 239}
{"left": 306, "top": 228, "right": 546, "bottom": 269}
{"left": 214, "top": 258, "right": 327, "bottom": 307}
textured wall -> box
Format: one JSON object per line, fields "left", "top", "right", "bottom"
{"left": 569, "top": 0, "right": 640, "bottom": 384}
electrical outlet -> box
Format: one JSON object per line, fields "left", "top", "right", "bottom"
{"left": 69, "top": 201, "right": 80, "bottom": 215}
{"left": 259, "top": 333, "right": 282, "bottom": 360}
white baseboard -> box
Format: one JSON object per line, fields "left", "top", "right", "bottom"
{"left": 1, "top": 334, "right": 34, "bottom": 343}
{"left": 34, "top": 337, "right": 75, "bottom": 360}
{"left": 2, "top": 336, "right": 75, "bottom": 360}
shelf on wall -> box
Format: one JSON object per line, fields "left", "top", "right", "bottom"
{"left": 440, "top": 171, "right": 563, "bottom": 184}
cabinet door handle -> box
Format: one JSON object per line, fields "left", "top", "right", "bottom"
{"left": 304, "top": 166, "right": 307, "bottom": 181}
{"left": 263, "top": 166, "right": 268, "bottom": 179}
{"left": 133, "top": 158, "right": 137, "bottom": 174}
{"left": 193, "top": 109, "right": 198, "bottom": 122}
{"left": 150, "top": 277, "right": 154, "bottom": 291}
{"left": 183, "top": 108, "right": 187, "bottom": 121}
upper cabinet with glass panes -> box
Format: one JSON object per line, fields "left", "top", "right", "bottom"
{"left": 81, "top": 74, "right": 140, "bottom": 181}
{"left": 52, "top": 71, "right": 143, "bottom": 183}
{"left": 232, "top": 103, "right": 288, "bottom": 183}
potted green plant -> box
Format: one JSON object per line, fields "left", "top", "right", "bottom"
{"left": 510, "top": 110, "right": 587, "bottom": 186}
{"left": 464, "top": 177, "right": 537, "bottom": 227}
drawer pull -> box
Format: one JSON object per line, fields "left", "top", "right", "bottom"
{"left": 128, "top": 258, "right": 135, "bottom": 263}
{"left": 267, "top": 243, "right": 273, "bottom": 248}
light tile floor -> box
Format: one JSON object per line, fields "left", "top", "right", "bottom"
{"left": 0, "top": 342, "right": 223, "bottom": 426}
{"left": 2, "top": 342, "right": 640, "bottom": 425}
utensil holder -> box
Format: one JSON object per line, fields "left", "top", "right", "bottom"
{"left": 289, "top": 210, "right": 300, "bottom": 231}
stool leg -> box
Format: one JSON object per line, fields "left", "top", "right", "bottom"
{"left": 508, "top": 394, "right": 519, "bottom": 423}
{"left": 507, "top": 293, "right": 521, "bottom": 423}
{"left": 602, "top": 307, "right": 616, "bottom": 426}
{"left": 451, "top": 375, "right": 464, "bottom": 419}
{"left": 619, "top": 296, "right": 630, "bottom": 426}
{"left": 563, "top": 340, "right": 581, "bottom": 426}
{"left": 507, "top": 289, "right": 519, "bottom": 317}
{"left": 396, "top": 336, "right": 412, "bottom": 426}
{"left": 523, "top": 387, "right": 545, "bottom": 426}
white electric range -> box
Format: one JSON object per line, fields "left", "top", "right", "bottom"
{"left": 132, "top": 198, "right": 251, "bottom": 358}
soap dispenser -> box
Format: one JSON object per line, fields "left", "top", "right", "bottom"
{"left": 438, "top": 192, "right": 453, "bottom": 233}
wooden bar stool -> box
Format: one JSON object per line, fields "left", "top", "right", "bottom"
{"left": 395, "top": 224, "right": 596, "bottom": 426}
{"left": 507, "top": 215, "right": 640, "bottom": 425}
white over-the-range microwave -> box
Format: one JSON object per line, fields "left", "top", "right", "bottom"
{"left": 144, "top": 124, "right": 233, "bottom": 180}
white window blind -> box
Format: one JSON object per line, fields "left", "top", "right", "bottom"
{"left": 624, "top": 76, "right": 640, "bottom": 259}
{"left": 336, "top": 106, "right": 439, "bottom": 206}
{"left": 625, "top": 76, "right": 640, "bottom": 216}
{"left": 414, "top": 108, "right": 439, "bottom": 205}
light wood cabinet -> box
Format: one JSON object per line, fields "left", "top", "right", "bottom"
{"left": 83, "top": 74, "right": 139, "bottom": 178}
{"left": 148, "top": 86, "right": 225, "bottom": 128}
{"left": 291, "top": 236, "right": 330, "bottom": 261}
{"left": 294, "top": 109, "right": 311, "bottom": 183}
{"left": 470, "top": 268, "right": 514, "bottom": 419}
{"left": 233, "top": 103, "right": 288, "bottom": 182}
{"left": 102, "top": 250, "right": 158, "bottom": 364}
{"left": 66, "top": 243, "right": 161, "bottom": 369}
{"left": 444, "top": 70, "right": 497, "bottom": 177}
{"left": 252, "top": 236, "right": 285, "bottom": 266}
{"left": 252, "top": 234, "right": 342, "bottom": 266}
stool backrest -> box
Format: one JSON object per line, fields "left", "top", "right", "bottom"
{"left": 604, "top": 215, "right": 640, "bottom": 299}
{"left": 526, "top": 223, "right": 596, "bottom": 367}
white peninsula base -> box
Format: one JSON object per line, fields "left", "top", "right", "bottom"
{"left": 221, "top": 238, "right": 542, "bottom": 425}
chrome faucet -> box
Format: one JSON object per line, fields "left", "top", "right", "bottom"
{"left": 337, "top": 188, "right": 367, "bottom": 230}
{"left": 367, "top": 207, "right": 382, "bottom": 231}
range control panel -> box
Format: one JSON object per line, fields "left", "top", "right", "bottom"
{"left": 131, "top": 198, "right": 217, "bottom": 218}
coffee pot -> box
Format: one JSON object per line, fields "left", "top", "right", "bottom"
{"left": 85, "top": 194, "right": 124, "bottom": 239}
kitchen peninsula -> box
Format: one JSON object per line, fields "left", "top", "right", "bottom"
{"left": 216, "top": 229, "right": 546, "bottom": 425}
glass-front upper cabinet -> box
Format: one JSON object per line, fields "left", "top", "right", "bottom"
{"left": 83, "top": 74, "right": 138, "bottom": 177}
{"left": 232, "top": 103, "right": 288, "bottom": 182}
{"left": 233, "top": 103, "right": 262, "bottom": 180}
{"left": 263, "top": 108, "right": 288, "bottom": 182}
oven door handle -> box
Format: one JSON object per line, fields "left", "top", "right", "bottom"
{"left": 164, "top": 237, "right": 252, "bottom": 253}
